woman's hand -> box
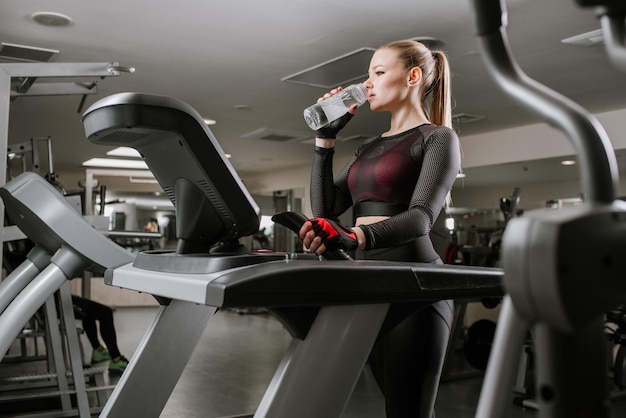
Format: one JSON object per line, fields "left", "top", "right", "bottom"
{"left": 317, "top": 87, "right": 359, "bottom": 115}
{"left": 314, "top": 87, "right": 359, "bottom": 142}
{"left": 299, "top": 218, "right": 360, "bottom": 255}
{"left": 299, "top": 220, "right": 327, "bottom": 255}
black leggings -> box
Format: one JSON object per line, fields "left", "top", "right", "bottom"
{"left": 356, "top": 241, "right": 455, "bottom": 418}
{"left": 72, "top": 296, "right": 121, "bottom": 359}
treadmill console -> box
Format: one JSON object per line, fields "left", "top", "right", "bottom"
{"left": 82, "top": 93, "right": 261, "bottom": 254}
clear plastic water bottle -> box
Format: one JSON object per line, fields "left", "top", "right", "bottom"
{"left": 303, "top": 83, "right": 368, "bottom": 130}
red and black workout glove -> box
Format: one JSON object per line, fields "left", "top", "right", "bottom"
{"left": 315, "top": 112, "right": 354, "bottom": 139}
{"left": 309, "top": 217, "right": 358, "bottom": 251}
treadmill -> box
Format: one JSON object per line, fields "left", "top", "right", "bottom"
{"left": 81, "top": 92, "right": 503, "bottom": 418}
{"left": 0, "top": 171, "right": 135, "bottom": 416}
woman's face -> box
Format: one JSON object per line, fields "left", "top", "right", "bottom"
{"left": 364, "top": 48, "right": 412, "bottom": 113}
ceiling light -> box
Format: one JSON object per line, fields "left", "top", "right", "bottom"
{"left": 561, "top": 160, "right": 576, "bottom": 166}
{"left": 30, "top": 11, "right": 73, "bottom": 27}
{"left": 129, "top": 177, "right": 159, "bottom": 184}
{"left": 82, "top": 158, "right": 149, "bottom": 169}
{"left": 106, "top": 147, "right": 142, "bottom": 158}
{"left": 203, "top": 118, "right": 217, "bottom": 125}
{"left": 456, "top": 172, "right": 466, "bottom": 179}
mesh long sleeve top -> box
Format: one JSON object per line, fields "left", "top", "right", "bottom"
{"left": 310, "top": 123, "right": 461, "bottom": 250}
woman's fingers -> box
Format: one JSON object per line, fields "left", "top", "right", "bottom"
{"left": 316, "top": 86, "right": 344, "bottom": 103}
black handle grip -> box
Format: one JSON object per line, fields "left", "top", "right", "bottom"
{"left": 271, "top": 211, "right": 353, "bottom": 261}
{"left": 271, "top": 211, "right": 309, "bottom": 234}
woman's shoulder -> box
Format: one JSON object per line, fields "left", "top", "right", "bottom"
{"left": 418, "top": 124, "right": 459, "bottom": 144}
{"left": 418, "top": 123, "right": 456, "bottom": 135}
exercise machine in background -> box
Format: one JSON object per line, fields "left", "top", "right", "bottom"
{"left": 0, "top": 43, "right": 134, "bottom": 270}
{"left": 0, "top": 172, "right": 135, "bottom": 417}
{"left": 471, "top": 1, "right": 626, "bottom": 417}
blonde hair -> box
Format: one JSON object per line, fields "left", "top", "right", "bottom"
{"left": 378, "top": 40, "right": 453, "bottom": 128}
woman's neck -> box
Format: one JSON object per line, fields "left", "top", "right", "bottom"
{"left": 384, "top": 106, "right": 430, "bottom": 137}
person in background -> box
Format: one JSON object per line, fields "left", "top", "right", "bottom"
{"left": 143, "top": 218, "right": 159, "bottom": 233}
{"left": 143, "top": 218, "right": 160, "bottom": 250}
{"left": 299, "top": 39, "right": 461, "bottom": 417}
{"left": 72, "top": 295, "right": 129, "bottom": 375}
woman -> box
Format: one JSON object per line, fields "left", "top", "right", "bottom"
{"left": 299, "top": 39, "right": 461, "bottom": 417}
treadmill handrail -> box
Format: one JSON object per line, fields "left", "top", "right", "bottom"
{"left": 105, "top": 258, "right": 503, "bottom": 308}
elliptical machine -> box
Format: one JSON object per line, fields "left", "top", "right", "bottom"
{"left": 470, "top": 1, "right": 626, "bottom": 417}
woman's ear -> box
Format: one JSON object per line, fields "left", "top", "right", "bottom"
{"left": 408, "top": 66, "right": 422, "bottom": 86}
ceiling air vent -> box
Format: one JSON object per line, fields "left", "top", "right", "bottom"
{"left": 561, "top": 29, "right": 604, "bottom": 46}
{"left": 453, "top": 113, "right": 485, "bottom": 124}
{"left": 0, "top": 42, "right": 58, "bottom": 62}
{"left": 282, "top": 47, "right": 374, "bottom": 89}
{"left": 241, "top": 127, "right": 310, "bottom": 143}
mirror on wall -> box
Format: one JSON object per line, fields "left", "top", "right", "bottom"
{"left": 85, "top": 166, "right": 307, "bottom": 254}
{"left": 442, "top": 207, "right": 506, "bottom": 267}
{"left": 245, "top": 189, "right": 303, "bottom": 253}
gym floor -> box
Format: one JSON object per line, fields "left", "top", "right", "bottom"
{"left": 3, "top": 306, "right": 626, "bottom": 417}
{"left": 113, "top": 306, "right": 625, "bottom": 417}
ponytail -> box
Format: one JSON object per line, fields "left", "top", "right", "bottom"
{"left": 428, "top": 50, "right": 452, "bottom": 129}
